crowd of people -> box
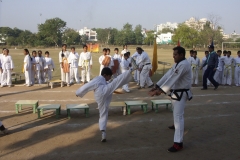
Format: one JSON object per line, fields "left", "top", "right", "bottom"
{"left": 188, "top": 48, "right": 240, "bottom": 88}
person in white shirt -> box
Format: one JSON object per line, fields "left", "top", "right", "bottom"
{"left": 222, "top": 51, "right": 234, "bottom": 85}
{"left": 23, "top": 49, "right": 32, "bottom": 87}
{"left": 120, "top": 52, "right": 131, "bottom": 92}
{"left": 202, "top": 51, "right": 211, "bottom": 86}
{"left": 38, "top": 50, "right": 46, "bottom": 83}
{"left": 99, "top": 48, "right": 114, "bottom": 75}
{"left": 34, "top": 51, "right": 44, "bottom": 84}
{"left": 121, "top": 44, "right": 129, "bottom": 55}
{"left": 59, "top": 44, "right": 70, "bottom": 86}
{"left": 234, "top": 51, "right": 240, "bottom": 86}
{"left": 187, "top": 50, "right": 194, "bottom": 63}
{"left": 76, "top": 67, "right": 136, "bottom": 142}
{"left": 68, "top": 47, "right": 80, "bottom": 84}
{"left": 136, "top": 47, "right": 154, "bottom": 89}
{"left": 78, "top": 45, "right": 92, "bottom": 84}
{"left": 43, "top": 51, "right": 55, "bottom": 82}
{"left": 112, "top": 48, "right": 121, "bottom": 78}
{"left": 149, "top": 46, "right": 192, "bottom": 153}
{"left": 31, "top": 51, "right": 37, "bottom": 85}
{"left": 189, "top": 51, "right": 200, "bottom": 86}
{"left": 1, "top": 49, "right": 14, "bottom": 87}
{"left": 0, "top": 48, "right": 6, "bottom": 85}
{"left": 214, "top": 50, "right": 223, "bottom": 85}
{"left": 131, "top": 49, "right": 140, "bottom": 83}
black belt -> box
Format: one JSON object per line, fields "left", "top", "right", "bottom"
{"left": 169, "top": 89, "right": 191, "bottom": 101}
{"left": 145, "top": 63, "right": 151, "bottom": 65}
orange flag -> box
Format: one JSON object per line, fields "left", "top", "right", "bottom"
{"left": 151, "top": 37, "right": 158, "bottom": 74}
{"left": 177, "top": 39, "right": 180, "bottom": 46}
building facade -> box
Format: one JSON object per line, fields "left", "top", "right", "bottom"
{"left": 156, "top": 32, "right": 173, "bottom": 44}
{"left": 78, "top": 27, "right": 97, "bottom": 42}
{"left": 156, "top": 22, "right": 178, "bottom": 33}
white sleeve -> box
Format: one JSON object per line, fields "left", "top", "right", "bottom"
{"left": 59, "top": 51, "right": 62, "bottom": 63}
{"left": 76, "top": 77, "right": 100, "bottom": 97}
{"left": 10, "top": 56, "right": 14, "bottom": 69}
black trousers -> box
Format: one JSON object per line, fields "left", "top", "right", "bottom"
{"left": 203, "top": 66, "right": 219, "bottom": 89}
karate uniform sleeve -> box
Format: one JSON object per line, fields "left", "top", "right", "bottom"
{"left": 59, "top": 51, "right": 62, "bottom": 63}
{"left": 157, "top": 64, "right": 188, "bottom": 94}
{"left": 78, "top": 53, "right": 82, "bottom": 67}
{"left": 99, "top": 56, "right": 103, "bottom": 65}
{"left": 76, "top": 78, "right": 100, "bottom": 97}
{"left": 156, "top": 68, "right": 172, "bottom": 88}
{"left": 102, "top": 70, "right": 132, "bottom": 96}
{"left": 10, "top": 56, "right": 14, "bottom": 69}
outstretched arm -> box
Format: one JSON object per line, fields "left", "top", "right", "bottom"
{"left": 76, "top": 77, "right": 100, "bottom": 97}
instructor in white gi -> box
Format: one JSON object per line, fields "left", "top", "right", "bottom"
{"left": 149, "top": 46, "right": 192, "bottom": 152}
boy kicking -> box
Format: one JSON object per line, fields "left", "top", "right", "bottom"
{"left": 76, "top": 66, "right": 137, "bottom": 142}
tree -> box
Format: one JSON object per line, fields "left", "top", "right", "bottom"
{"left": 172, "top": 24, "right": 199, "bottom": 48}
{"left": 134, "top": 24, "right": 143, "bottom": 45}
{"left": 121, "top": 23, "right": 135, "bottom": 45}
{"left": 144, "top": 30, "right": 155, "bottom": 45}
{"left": 62, "top": 28, "right": 80, "bottom": 45}
{"left": 38, "top": 17, "right": 66, "bottom": 46}
{"left": 161, "top": 28, "right": 174, "bottom": 33}
{"left": 108, "top": 28, "right": 119, "bottom": 45}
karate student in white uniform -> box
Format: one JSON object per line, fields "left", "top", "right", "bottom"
{"left": 121, "top": 44, "right": 129, "bottom": 55}
{"left": 79, "top": 45, "right": 92, "bottom": 83}
{"left": 31, "top": 51, "right": 37, "bottom": 85}
{"left": 68, "top": 47, "right": 80, "bottom": 84}
{"left": 1, "top": 49, "right": 14, "bottom": 87}
{"left": 23, "top": 49, "right": 32, "bottom": 87}
{"left": 38, "top": 50, "right": 45, "bottom": 83}
{"left": 0, "top": 121, "right": 8, "bottom": 135}
{"left": 121, "top": 52, "right": 131, "bottom": 92}
{"left": 99, "top": 48, "right": 114, "bottom": 75}
{"left": 112, "top": 48, "right": 121, "bottom": 78}
{"left": 0, "top": 48, "right": 5, "bottom": 85}
{"left": 189, "top": 51, "right": 200, "bottom": 86}
{"left": 149, "top": 46, "right": 192, "bottom": 152}
{"left": 44, "top": 51, "right": 55, "bottom": 82}
{"left": 59, "top": 44, "right": 70, "bottom": 86}
{"left": 136, "top": 47, "right": 154, "bottom": 89}
{"left": 202, "top": 51, "right": 210, "bottom": 85}
{"left": 187, "top": 50, "right": 194, "bottom": 63}
{"left": 76, "top": 67, "right": 137, "bottom": 142}
{"left": 234, "top": 51, "right": 240, "bottom": 86}
{"left": 214, "top": 50, "right": 223, "bottom": 84}
{"left": 222, "top": 51, "right": 234, "bottom": 85}
{"left": 131, "top": 49, "right": 140, "bottom": 82}
{"left": 34, "top": 51, "right": 43, "bottom": 84}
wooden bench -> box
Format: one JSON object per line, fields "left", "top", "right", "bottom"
{"left": 151, "top": 100, "right": 172, "bottom": 112}
{"left": 37, "top": 104, "right": 61, "bottom": 118}
{"left": 48, "top": 79, "right": 63, "bottom": 89}
{"left": 124, "top": 101, "right": 148, "bottom": 115}
{"left": 15, "top": 100, "right": 39, "bottom": 114}
{"left": 109, "top": 101, "right": 126, "bottom": 115}
{"left": 66, "top": 104, "right": 89, "bottom": 118}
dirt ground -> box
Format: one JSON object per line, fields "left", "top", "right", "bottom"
{"left": 0, "top": 82, "right": 239, "bottom": 160}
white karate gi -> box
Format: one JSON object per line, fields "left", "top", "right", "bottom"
{"left": 34, "top": 56, "right": 43, "bottom": 84}
{"left": 189, "top": 57, "right": 200, "bottom": 85}
{"left": 1, "top": 55, "right": 14, "bottom": 86}
{"left": 0, "top": 53, "right": 3, "bottom": 84}
{"left": 76, "top": 70, "right": 132, "bottom": 131}
{"left": 202, "top": 57, "right": 210, "bottom": 85}
{"left": 132, "top": 52, "right": 139, "bottom": 82}
{"left": 214, "top": 56, "right": 223, "bottom": 84}
{"left": 112, "top": 53, "right": 122, "bottom": 78}
{"left": 234, "top": 56, "right": 240, "bottom": 86}
{"left": 31, "top": 57, "right": 36, "bottom": 85}
{"left": 44, "top": 57, "right": 55, "bottom": 82}
{"left": 68, "top": 52, "right": 80, "bottom": 83}
{"left": 121, "top": 49, "right": 129, "bottom": 55}
{"left": 222, "top": 56, "right": 234, "bottom": 85}
{"left": 79, "top": 52, "right": 92, "bottom": 82}
{"left": 136, "top": 52, "right": 153, "bottom": 87}
{"left": 59, "top": 51, "right": 70, "bottom": 84}
{"left": 156, "top": 59, "right": 192, "bottom": 143}
{"left": 39, "top": 56, "right": 46, "bottom": 83}
{"left": 120, "top": 58, "right": 130, "bottom": 91}
{"left": 99, "top": 55, "right": 114, "bottom": 75}
{"left": 23, "top": 55, "right": 32, "bottom": 86}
